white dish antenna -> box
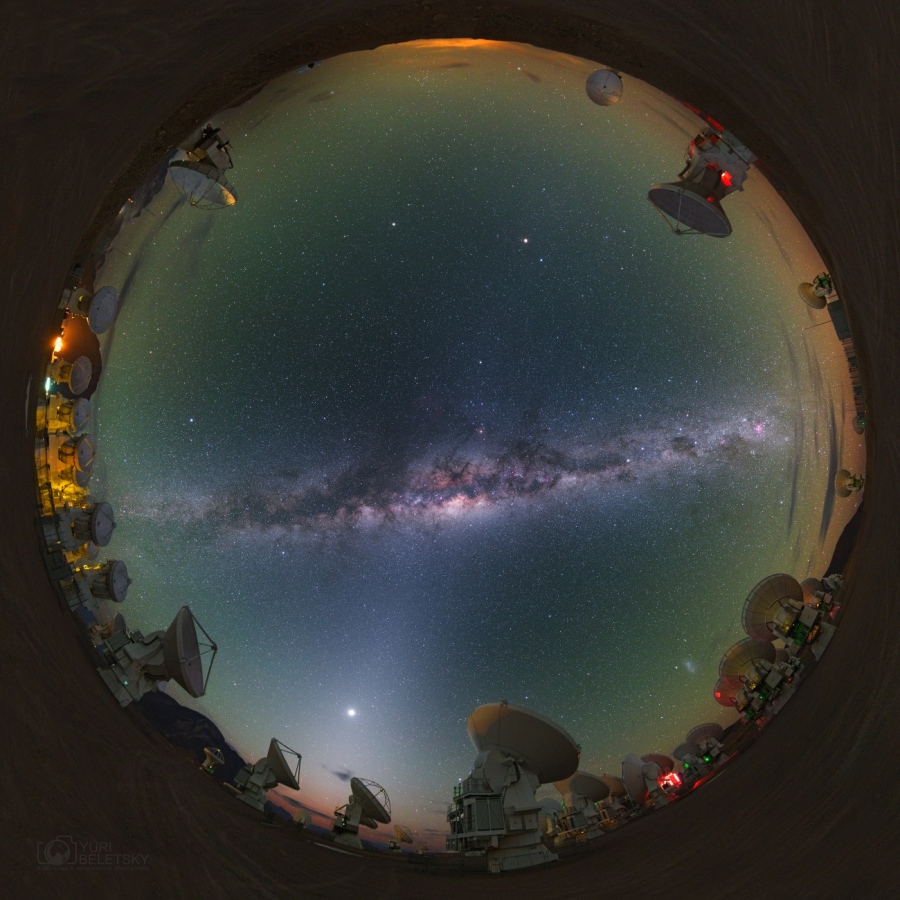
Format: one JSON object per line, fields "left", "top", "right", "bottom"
{"left": 641, "top": 754, "right": 674, "bottom": 774}
{"left": 673, "top": 742, "right": 701, "bottom": 761}
{"left": 47, "top": 396, "right": 90, "bottom": 434}
{"left": 169, "top": 160, "right": 237, "bottom": 209}
{"left": 742, "top": 574, "right": 804, "bottom": 642}
{"left": 585, "top": 69, "right": 623, "bottom": 106}
{"left": 713, "top": 677, "right": 739, "bottom": 706}
{"left": 76, "top": 285, "right": 119, "bottom": 334}
{"left": 834, "top": 469, "right": 864, "bottom": 497}
{"left": 72, "top": 501, "right": 116, "bottom": 547}
{"left": 58, "top": 433, "right": 96, "bottom": 472}
{"left": 159, "top": 606, "right": 217, "bottom": 697}
{"left": 553, "top": 770, "right": 611, "bottom": 803}
{"left": 598, "top": 775, "right": 628, "bottom": 798}
{"left": 798, "top": 281, "right": 828, "bottom": 309}
{"left": 200, "top": 746, "right": 225, "bottom": 772}
{"left": 647, "top": 181, "right": 732, "bottom": 237}
{"left": 350, "top": 777, "right": 391, "bottom": 824}
{"left": 267, "top": 738, "right": 301, "bottom": 791}
{"left": 621, "top": 754, "right": 651, "bottom": 804}
{"left": 801, "top": 577, "right": 824, "bottom": 604}
{"left": 91, "top": 559, "right": 132, "bottom": 603}
{"left": 49, "top": 355, "right": 92, "bottom": 396}
{"left": 719, "top": 637, "right": 776, "bottom": 683}
{"left": 394, "top": 824, "right": 413, "bottom": 844}
{"left": 467, "top": 702, "right": 579, "bottom": 785}
{"left": 686, "top": 723, "right": 725, "bottom": 746}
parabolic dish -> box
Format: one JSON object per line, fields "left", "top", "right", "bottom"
{"left": 598, "top": 775, "right": 627, "bottom": 797}
{"left": 713, "top": 678, "right": 739, "bottom": 706}
{"left": 169, "top": 160, "right": 238, "bottom": 210}
{"left": 72, "top": 397, "right": 91, "bottom": 431}
{"left": 162, "top": 606, "right": 205, "bottom": 697}
{"left": 82, "top": 285, "right": 119, "bottom": 334}
{"left": 350, "top": 777, "right": 391, "bottom": 824}
{"left": 266, "top": 738, "right": 301, "bottom": 791}
{"left": 741, "top": 573, "right": 803, "bottom": 642}
{"left": 205, "top": 747, "right": 225, "bottom": 765}
{"left": 101, "top": 559, "right": 131, "bottom": 603}
{"left": 834, "top": 469, "right": 855, "bottom": 498}
{"left": 69, "top": 465, "right": 93, "bottom": 488}
{"left": 798, "top": 281, "right": 828, "bottom": 309}
{"left": 553, "top": 771, "right": 611, "bottom": 803}
{"left": 621, "top": 754, "right": 648, "bottom": 804}
{"left": 801, "top": 577, "right": 824, "bottom": 604}
{"left": 641, "top": 754, "right": 674, "bottom": 773}
{"left": 685, "top": 723, "right": 725, "bottom": 746}
{"left": 673, "top": 742, "right": 701, "bottom": 761}
{"left": 360, "top": 816, "right": 378, "bottom": 830}
{"left": 585, "top": 68, "right": 623, "bottom": 106}
{"left": 467, "top": 702, "right": 579, "bottom": 785}
{"left": 394, "top": 825, "right": 413, "bottom": 843}
{"left": 88, "top": 501, "right": 116, "bottom": 546}
{"left": 719, "top": 637, "right": 776, "bottom": 681}
{"left": 67, "top": 433, "right": 96, "bottom": 471}
{"left": 66, "top": 356, "right": 93, "bottom": 396}
{"left": 647, "top": 181, "right": 732, "bottom": 237}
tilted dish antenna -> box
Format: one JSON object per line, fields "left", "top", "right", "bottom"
{"left": 713, "top": 677, "right": 739, "bottom": 707}
{"left": 48, "top": 355, "right": 92, "bottom": 396}
{"left": 233, "top": 738, "right": 302, "bottom": 811}
{"left": 585, "top": 69, "right": 623, "bottom": 106}
{"left": 719, "top": 637, "right": 776, "bottom": 684}
{"left": 89, "top": 559, "right": 132, "bottom": 603}
{"left": 797, "top": 282, "right": 828, "bottom": 309}
{"left": 467, "top": 702, "right": 580, "bottom": 785}
{"left": 598, "top": 775, "right": 628, "bottom": 798}
{"left": 351, "top": 777, "right": 391, "bottom": 823}
{"left": 834, "top": 469, "right": 864, "bottom": 497}
{"left": 389, "top": 824, "right": 413, "bottom": 850}
{"left": 741, "top": 574, "right": 804, "bottom": 641}
{"left": 647, "top": 181, "right": 732, "bottom": 237}
{"left": 169, "top": 160, "right": 238, "bottom": 209}
{"left": 332, "top": 777, "right": 391, "bottom": 848}
{"left": 75, "top": 285, "right": 119, "bottom": 334}
{"left": 686, "top": 723, "right": 725, "bottom": 747}
{"left": 200, "top": 747, "right": 225, "bottom": 773}
{"left": 673, "top": 742, "right": 701, "bottom": 761}
{"left": 553, "top": 771, "right": 611, "bottom": 804}
{"left": 46, "top": 396, "right": 90, "bottom": 434}
{"left": 801, "top": 577, "right": 824, "bottom": 604}
{"left": 641, "top": 754, "right": 674, "bottom": 774}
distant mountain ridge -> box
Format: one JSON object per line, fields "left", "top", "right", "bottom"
{"left": 137, "top": 690, "right": 248, "bottom": 786}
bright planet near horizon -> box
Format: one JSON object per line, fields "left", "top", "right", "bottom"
{"left": 91, "top": 40, "right": 863, "bottom": 844}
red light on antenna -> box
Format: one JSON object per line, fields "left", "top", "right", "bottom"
{"left": 705, "top": 115, "right": 724, "bottom": 132}
{"left": 715, "top": 691, "right": 721, "bottom": 698}
{"left": 659, "top": 771, "right": 682, "bottom": 790}
{"left": 720, "top": 170, "right": 733, "bottom": 187}
{"left": 707, "top": 196, "right": 715, "bottom": 203}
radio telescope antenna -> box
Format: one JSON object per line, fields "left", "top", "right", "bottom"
{"left": 332, "top": 777, "right": 391, "bottom": 849}
{"left": 72, "top": 285, "right": 119, "bottom": 334}
{"left": 200, "top": 747, "right": 225, "bottom": 774}
{"left": 48, "top": 355, "right": 92, "bottom": 396}
{"left": 585, "top": 69, "right": 623, "bottom": 106}
{"left": 648, "top": 119, "right": 756, "bottom": 237}
{"left": 798, "top": 272, "right": 834, "bottom": 309}
{"left": 96, "top": 605, "right": 217, "bottom": 706}
{"left": 719, "top": 637, "right": 776, "bottom": 684}
{"left": 552, "top": 770, "right": 610, "bottom": 842}
{"left": 622, "top": 754, "right": 667, "bottom": 809}
{"left": 834, "top": 469, "right": 864, "bottom": 497}
{"left": 233, "top": 739, "right": 302, "bottom": 812}
{"left": 388, "top": 824, "right": 413, "bottom": 851}
{"left": 169, "top": 161, "right": 237, "bottom": 210}
{"left": 741, "top": 574, "right": 804, "bottom": 641}
{"left": 446, "top": 702, "right": 579, "bottom": 871}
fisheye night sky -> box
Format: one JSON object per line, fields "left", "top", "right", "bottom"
{"left": 92, "top": 41, "right": 863, "bottom": 841}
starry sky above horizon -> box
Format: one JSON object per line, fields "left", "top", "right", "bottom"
{"left": 91, "top": 40, "right": 863, "bottom": 843}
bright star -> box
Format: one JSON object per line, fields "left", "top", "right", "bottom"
{"left": 347, "top": 708, "right": 356, "bottom": 717}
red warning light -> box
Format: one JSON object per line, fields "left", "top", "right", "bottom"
{"left": 659, "top": 771, "right": 682, "bottom": 790}
{"left": 720, "top": 170, "right": 733, "bottom": 187}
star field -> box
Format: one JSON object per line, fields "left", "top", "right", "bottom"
{"left": 92, "top": 41, "right": 863, "bottom": 842}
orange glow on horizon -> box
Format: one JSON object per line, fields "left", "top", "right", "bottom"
{"left": 400, "top": 38, "right": 510, "bottom": 51}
